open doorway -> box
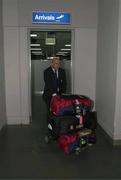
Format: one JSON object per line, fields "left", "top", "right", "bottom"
{"left": 30, "top": 30, "right": 72, "bottom": 128}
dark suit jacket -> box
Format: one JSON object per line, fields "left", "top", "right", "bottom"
{"left": 43, "top": 66, "right": 67, "bottom": 105}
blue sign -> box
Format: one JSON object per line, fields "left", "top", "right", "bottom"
{"left": 32, "top": 12, "right": 71, "bottom": 24}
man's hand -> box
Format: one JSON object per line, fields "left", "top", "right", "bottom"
{"left": 52, "top": 93, "right": 57, "bottom": 96}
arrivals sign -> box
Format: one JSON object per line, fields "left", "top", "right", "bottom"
{"left": 32, "top": 12, "right": 71, "bottom": 24}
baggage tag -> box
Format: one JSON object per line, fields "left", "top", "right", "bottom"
{"left": 75, "top": 99, "right": 81, "bottom": 114}
{"left": 79, "top": 115, "right": 83, "bottom": 125}
{"left": 70, "top": 125, "right": 74, "bottom": 130}
{"left": 83, "top": 109, "right": 86, "bottom": 116}
{"left": 76, "top": 115, "right": 83, "bottom": 129}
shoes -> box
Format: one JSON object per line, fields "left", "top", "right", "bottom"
{"left": 44, "top": 134, "right": 52, "bottom": 144}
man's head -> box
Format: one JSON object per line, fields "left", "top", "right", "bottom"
{"left": 51, "top": 56, "right": 60, "bottom": 70}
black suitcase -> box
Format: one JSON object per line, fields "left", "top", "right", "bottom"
{"left": 48, "top": 115, "right": 83, "bottom": 138}
{"left": 83, "top": 111, "right": 97, "bottom": 130}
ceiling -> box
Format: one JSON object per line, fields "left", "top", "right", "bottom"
{"left": 30, "top": 30, "right": 71, "bottom": 60}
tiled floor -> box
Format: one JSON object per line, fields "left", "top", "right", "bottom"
{"left": 0, "top": 95, "right": 121, "bottom": 179}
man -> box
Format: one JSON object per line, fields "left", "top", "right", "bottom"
{"left": 43, "top": 56, "right": 67, "bottom": 108}
{"left": 43, "top": 56, "right": 67, "bottom": 142}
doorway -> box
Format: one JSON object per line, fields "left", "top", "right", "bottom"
{"left": 30, "top": 30, "right": 72, "bottom": 127}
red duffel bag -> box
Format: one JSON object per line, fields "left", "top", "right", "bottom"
{"left": 58, "top": 133, "right": 80, "bottom": 154}
{"left": 50, "top": 94, "right": 94, "bottom": 116}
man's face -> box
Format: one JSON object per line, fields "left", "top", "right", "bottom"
{"left": 52, "top": 58, "right": 60, "bottom": 70}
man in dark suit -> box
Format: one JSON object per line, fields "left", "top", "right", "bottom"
{"left": 43, "top": 56, "right": 67, "bottom": 142}
{"left": 43, "top": 56, "right": 67, "bottom": 107}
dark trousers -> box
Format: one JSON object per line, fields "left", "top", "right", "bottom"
{"left": 43, "top": 95, "right": 52, "bottom": 136}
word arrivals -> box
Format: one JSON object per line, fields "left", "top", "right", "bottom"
{"left": 34, "top": 14, "right": 55, "bottom": 21}
{"left": 32, "top": 12, "right": 71, "bottom": 24}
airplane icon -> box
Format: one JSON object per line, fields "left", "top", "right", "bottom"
{"left": 56, "top": 14, "right": 64, "bottom": 19}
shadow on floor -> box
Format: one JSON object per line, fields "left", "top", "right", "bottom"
{"left": 0, "top": 95, "right": 121, "bottom": 179}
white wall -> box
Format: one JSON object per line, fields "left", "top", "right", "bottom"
{"left": 114, "top": 0, "right": 121, "bottom": 140}
{"left": 3, "top": 0, "right": 97, "bottom": 124}
{"left": 18, "top": 0, "right": 97, "bottom": 28}
{"left": 0, "top": 0, "right": 6, "bottom": 130}
{"left": 4, "top": 26, "right": 30, "bottom": 124}
{"left": 96, "top": 0, "right": 119, "bottom": 139}
{"left": 74, "top": 28, "right": 97, "bottom": 103}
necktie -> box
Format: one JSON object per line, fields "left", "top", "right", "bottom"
{"left": 55, "top": 70, "right": 57, "bottom": 78}
{"left": 54, "top": 70, "right": 58, "bottom": 92}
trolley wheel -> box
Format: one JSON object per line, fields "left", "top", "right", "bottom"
{"left": 75, "top": 147, "right": 81, "bottom": 155}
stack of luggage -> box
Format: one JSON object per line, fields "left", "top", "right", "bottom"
{"left": 47, "top": 94, "right": 97, "bottom": 155}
